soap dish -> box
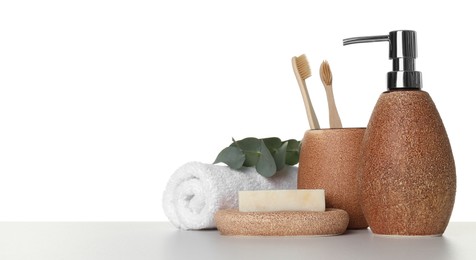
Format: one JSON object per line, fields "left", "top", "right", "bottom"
{"left": 215, "top": 208, "right": 349, "bottom": 236}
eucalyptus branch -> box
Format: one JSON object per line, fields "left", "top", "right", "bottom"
{"left": 214, "top": 137, "right": 301, "bottom": 177}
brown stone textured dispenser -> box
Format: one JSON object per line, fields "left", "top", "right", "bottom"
{"left": 343, "top": 30, "right": 456, "bottom": 236}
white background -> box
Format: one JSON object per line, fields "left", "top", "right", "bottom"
{"left": 0, "top": 0, "right": 474, "bottom": 221}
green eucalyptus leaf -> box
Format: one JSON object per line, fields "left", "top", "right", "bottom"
{"left": 235, "top": 137, "right": 261, "bottom": 167}
{"left": 235, "top": 137, "right": 260, "bottom": 150}
{"left": 285, "top": 139, "right": 300, "bottom": 165}
{"left": 262, "top": 137, "right": 282, "bottom": 156}
{"left": 256, "top": 140, "right": 277, "bottom": 177}
{"left": 215, "top": 137, "right": 301, "bottom": 177}
{"left": 213, "top": 146, "right": 245, "bottom": 169}
{"left": 274, "top": 141, "right": 288, "bottom": 171}
{"left": 229, "top": 137, "right": 239, "bottom": 148}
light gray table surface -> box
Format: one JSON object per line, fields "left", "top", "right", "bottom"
{"left": 0, "top": 222, "right": 474, "bottom": 260}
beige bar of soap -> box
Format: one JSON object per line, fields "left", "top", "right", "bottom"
{"left": 238, "top": 189, "right": 325, "bottom": 212}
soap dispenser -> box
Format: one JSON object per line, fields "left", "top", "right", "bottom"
{"left": 343, "top": 30, "right": 456, "bottom": 236}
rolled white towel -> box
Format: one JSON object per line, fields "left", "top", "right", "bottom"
{"left": 163, "top": 161, "right": 297, "bottom": 230}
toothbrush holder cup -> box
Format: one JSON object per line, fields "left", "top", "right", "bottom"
{"left": 297, "top": 128, "right": 368, "bottom": 229}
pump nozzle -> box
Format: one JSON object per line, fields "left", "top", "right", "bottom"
{"left": 343, "top": 35, "right": 389, "bottom": 45}
{"left": 343, "top": 30, "right": 422, "bottom": 90}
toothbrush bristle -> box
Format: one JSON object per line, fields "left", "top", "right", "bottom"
{"left": 296, "top": 54, "right": 311, "bottom": 80}
{"left": 319, "top": 60, "right": 333, "bottom": 86}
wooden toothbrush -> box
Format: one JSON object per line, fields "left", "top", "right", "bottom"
{"left": 292, "top": 54, "right": 320, "bottom": 129}
{"left": 319, "top": 60, "right": 342, "bottom": 128}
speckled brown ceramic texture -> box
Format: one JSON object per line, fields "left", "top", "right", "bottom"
{"left": 360, "top": 90, "right": 456, "bottom": 236}
{"left": 298, "top": 128, "right": 368, "bottom": 229}
{"left": 214, "top": 208, "right": 349, "bottom": 236}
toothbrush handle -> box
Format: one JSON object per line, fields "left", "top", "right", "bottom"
{"left": 324, "top": 85, "right": 342, "bottom": 128}
{"left": 296, "top": 76, "right": 320, "bottom": 129}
